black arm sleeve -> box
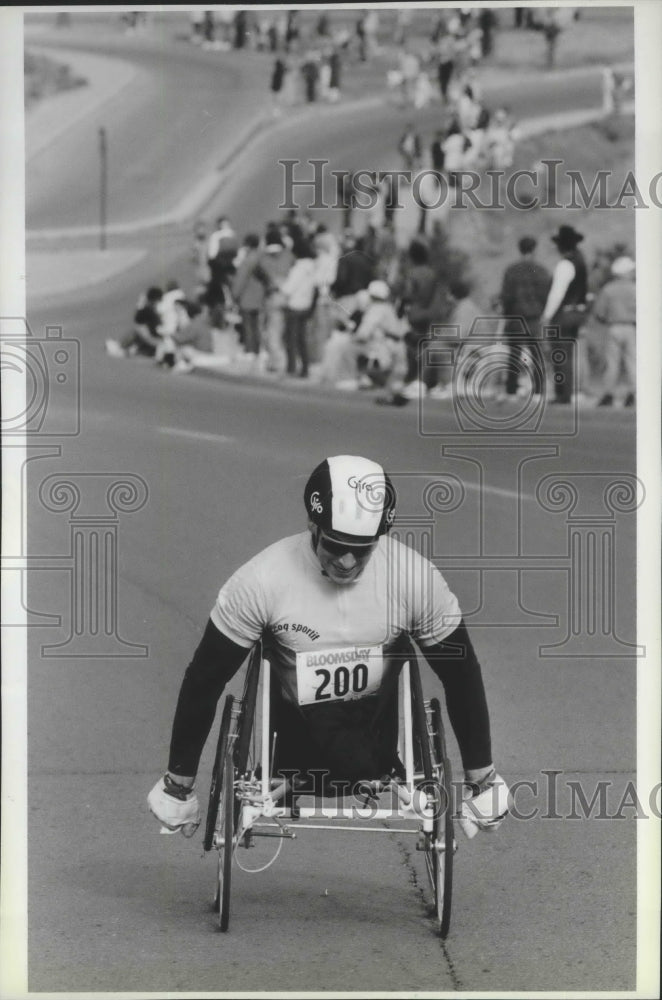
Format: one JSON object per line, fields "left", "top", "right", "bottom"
{"left": 420, "top": 620, "right": 492, "bottom": 771}
{"left": 168, "top": 618, "right": 252, "bottom": 777}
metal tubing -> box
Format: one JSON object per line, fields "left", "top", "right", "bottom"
{"left": 261, "top": 658, "right": 270, "bottom": 799}
{"left": 402, "top": 661, "right": 414, "bottom": 795}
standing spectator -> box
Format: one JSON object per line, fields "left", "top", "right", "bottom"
{"left": 281, "top": 242, "right": 318, "bottom": 378}
{"left": 267, "top": 19, "right": 279, "bottom": 53}
{"left": 442, "top": 118, "right": 468, "bottom": 187}
{"left": 486, "top": 108, "right": 520, "bottom": 169}
{"left": 355, "top": 14, "right": 367, "bottom": 62}
{"left": 202, "top": 11, "right": 216, "bottom": 49}
{"left": 233, "top": 10, "right": 247, "bottom": 49}
{"left": 364, "top": 10, "right": 380, "bottom": 58}
{"left": 398, "top": 47, "right": 420, "bottom": 106}
{"left": 542, "top": 225, "right": 588, "bottom": 404}
{"left": 301, "top": 51, "right": 320, "bottom": 103}
{"left": 398, "top": 122, "right": 422, "bottom": 173}
{"left": 312, "top": 229, "right": 340, "bottom": 360}
{"left": 442, "top": 279, "right": 484, "bottom": 398}
{"left": 232, "top": 233, "right": 272, "bottom": 361}
{"left": 499, "top": 236, "right": 552, "bottom": 397}
{"left": 592, "top": 256, "right": 636, "bottom": 407}
{"left": 542, "top": 10, "right": 562, "bottom": 69}
{"left": 191, "top": 220, "right": 210, "bottom": 301}
{"left": 285, "top": 10, "right": 300, "bottom": 52}
{"left": 189, "top": 10, "right": 204, "bottom": 44}
{"left": 316, "top": 13, "right": 329, "bottom": 38}
{"left": 436, "top": 29, "right": 456, "bottom": 101}
{"left": 328, "top": 45, "right": 342, "bottom": 101}
{"left": 431, "top": 130, "right": 446, "bottom": 172}
{"left": 478, "top": 9, "right": 497, "bottom": 58}
{"left": 400, "top": 239, "right": 444, "bottom": 396}
{"left": 206, "top": 216, "right": 239, "bottom": 324}
{"left": 331, "top": 232, "right": 375, "bottom": 305}
{"left": 260, "top": 224, "right": 294, "bottom": 373}
{"left": 270, "top": 56, "right": 288, "bottom": 116}
{"left": 394, "top": 9, "right": 412, "bottom": 46}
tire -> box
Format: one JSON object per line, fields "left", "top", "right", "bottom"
{"left": 214, "top": 747, "right": 234, "bottom": 931}
{"left": 203, "top": 695, "right": 234, "bottom": 853}
{"left": 203, "top": 650, "right": 262, "bottom": 931}
{"left": 429, "top": 698, "right": 454, "bottom": 939}
{"left": 410, "top": 665, "right": 454, "bottom": 939}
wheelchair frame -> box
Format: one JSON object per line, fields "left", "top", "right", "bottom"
{"left": 203, "top": 645, "right": 455, "bottom": 936}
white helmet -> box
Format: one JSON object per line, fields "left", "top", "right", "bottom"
{"left": 304, "top": 455, "right": 396, "bottom": 544}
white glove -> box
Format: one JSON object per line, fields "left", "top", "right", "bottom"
{"left": 147, "top": 774, "right": 201, "bottom": 837}
{"left": 458, "top": 768, "right": 510, "bottom": 839}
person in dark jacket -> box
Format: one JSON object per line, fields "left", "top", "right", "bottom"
{"left": 541, "top": 225, "right": 588, "bottom": 403}
{"left": 400, "top": 240, "right": 448, "bottom": 391}
{"left": 331, "top": 232, "right": 375, "bottom": 299}
{"left": 270, "top": 56, "right": 287, "bottom": 116}
{"left": 499, "top": 236, "right": 552, "bottom": 396}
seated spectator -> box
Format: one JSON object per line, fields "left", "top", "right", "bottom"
{"left": 318, "top": 305, "right": 360, "bottom": 389}
{"left": 354, "top": 280, "right": 405, "bottom": 388}
{"left": 155, "top": 279, "right": 190, "bottom": 367}
{"left": 105, "top": 286, "right": 164, "bottom": 358}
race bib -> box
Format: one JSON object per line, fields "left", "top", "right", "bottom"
{"left": 295, "top": 644, "right": 384, "bottom": 707}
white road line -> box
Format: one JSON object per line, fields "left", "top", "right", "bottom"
{"left": 159, "top": 427, "right": 235, "bottom": 445}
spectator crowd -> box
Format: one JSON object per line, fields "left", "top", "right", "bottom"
{"left": 106, "top": 204, "right": 635, "bottom": 410}
{"left": 103, "top": 8, "right": 634, "bottom": 411}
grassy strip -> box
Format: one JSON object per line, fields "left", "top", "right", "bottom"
{"left": 24, "top": 50, "right": 87, "bottom": 111}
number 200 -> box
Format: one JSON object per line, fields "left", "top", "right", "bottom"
{"left": 315, "top": 663, "right": 368, "bottom": 700}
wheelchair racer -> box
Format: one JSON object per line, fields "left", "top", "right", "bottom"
{"left": 148, "top": 455, "right": 510, "bottom": 838}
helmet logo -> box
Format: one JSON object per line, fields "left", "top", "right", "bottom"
{"left": 348, "top": 475, "right": 377, "bottom": 496}
{"left": 310, "top": 491, "right": 323, "bottom": 514}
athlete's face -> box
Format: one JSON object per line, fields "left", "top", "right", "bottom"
{"left": 311, "top": 527, "right": 378, "bottom": 585}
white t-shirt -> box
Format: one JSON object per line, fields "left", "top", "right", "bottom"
{"left": 211, "top": 532, "right": 461, "bottom": 706}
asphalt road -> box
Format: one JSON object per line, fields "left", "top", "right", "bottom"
{"left": 22, "top": 31, "right": 639, "bottom": 997}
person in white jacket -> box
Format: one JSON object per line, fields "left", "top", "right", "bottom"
{"left": 281, "top": 242, "right": 319, "bottom": 378}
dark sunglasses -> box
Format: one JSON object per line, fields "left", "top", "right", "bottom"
{"left": 318, "top": 534, "right": 377, "bottom": 558}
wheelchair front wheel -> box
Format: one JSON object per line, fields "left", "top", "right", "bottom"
{"left": 204, "top": 695, "right": 235, "bottom": 931}
{"left": 213, "top": 747, "right": 234, "bottom": 931}
{"left": 426, "top": 698, "right": 454, "bottom": 939}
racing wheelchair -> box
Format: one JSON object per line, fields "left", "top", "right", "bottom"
{"left": 203, "top": 642, "right": 456, "bottom": 937}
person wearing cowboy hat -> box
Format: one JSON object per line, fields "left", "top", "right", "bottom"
{"left": 592, "top": 256, "right": 636, "bottom": 407}
{"left": 541, "top": 224, "right": 588, "bottom": 404}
